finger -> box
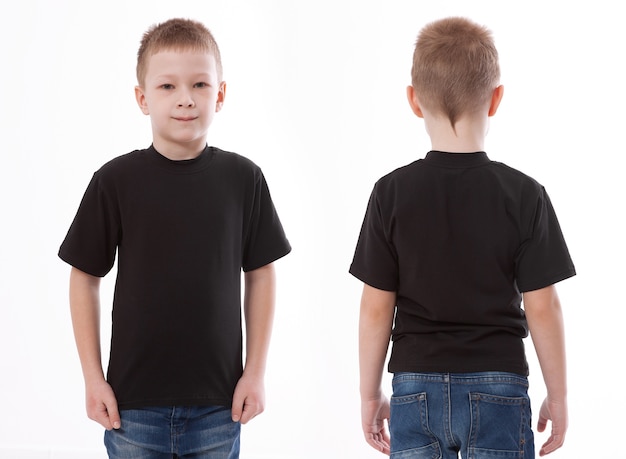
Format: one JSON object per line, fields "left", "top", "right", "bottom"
{"left": 106, "top": 400, "right": 121, "bottom": 430}
{"left": 231, "top": 394, "right": 244, "bottom": 423}
{"left": 366, "top": 440, "right": 389, "bottom": 454}
{"left": 94, "top": 413, "right": 113, "bottom": 430}
{"left": 239, "top": 404, "right": 252, "bottom": 424}
{"left": 536, "top": 415, "right": 547, "bottom": 433}
{"left": 539, "top": 434, "right": 564, "bottom": 456}
{"left": 239, "top": 399, "right": 263, "bottom": 424}
{"left": 365, "top": 434, "right": 391, "bottom": 455}
{"left": 90, "top": 402, "right": 114, "bottom": 430}
{"left": 537, "top": 399, "right": 549, "bottom": 433}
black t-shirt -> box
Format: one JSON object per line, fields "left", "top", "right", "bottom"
{"left": 59, "top": 145, "right": 291, "bottom": 409}
{"left": 350, "top": 151, "right": 575, "bottom": 376}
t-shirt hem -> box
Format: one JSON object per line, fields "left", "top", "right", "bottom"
{"left": 517, "top": 267, "right": 576, "bottom": 293}
{"left": 348, "top": 266, "right": 397, "bottom": 292}
{"left": 388, "top": 362, "right": 529, "bottom": 377}
{"left": 117, "top": 397, "right": 232, "bottom": 410}
{"left": 242, "top": 245, "right": 292, "bottom": 272}
{"left": 58, "top": 248, "right": 111, "bottom": 278}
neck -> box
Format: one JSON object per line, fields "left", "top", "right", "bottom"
{"left": 424, "top": 113, "right": 489, "bottom": 153}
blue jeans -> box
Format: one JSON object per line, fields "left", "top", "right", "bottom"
{"left": 104, "top": 406, "right": 240, "bottom": 459}
{"left": 390, "top": 372, "right": 534, "bottom": 459}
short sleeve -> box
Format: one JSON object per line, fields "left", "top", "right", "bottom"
{"left": 241, "top": 170, "right": 291, "bottom": 272}
{"left": 349, "top": 184, "right": 398, "bottom": 291}
{"left": 515, "top": 187, "right": 576, "bottom": 292}
{"left": 58, "top": 172, "right": 121, "bottom": 277}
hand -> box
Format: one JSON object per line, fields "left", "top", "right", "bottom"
{"left": 231, "top": 372, "right": 265, "bottom": 424}
{"left": 537, "top": 397, "right": 568, "bottom": 456}
{"left": 85, "top": 379, "right": 121, "bottom": 430}
{"left": 361, "top": 395, "right": 391, "bottom": 455}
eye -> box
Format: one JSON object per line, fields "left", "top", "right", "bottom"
{"left": 194, "top": 82, "right": 209, "bottom": 88}
{"left": 160, "top": 84, "right": 174, "bottom": 90}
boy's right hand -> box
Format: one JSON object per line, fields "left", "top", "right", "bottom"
{"left": 361, "top": 395, "right": 391, "bottom": 455}
{"left": 86, "top": 379, "right": 121, "bottom": 430}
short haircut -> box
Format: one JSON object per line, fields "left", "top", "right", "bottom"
{"left": 136, "top": 18, "right": 223, "bottom": 86}
{"left": 411, "top": 17, "right": 500, "bottom": 127}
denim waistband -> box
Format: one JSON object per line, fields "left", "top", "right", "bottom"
{"left": 392, "top": 371, "right": 528, "bottom": 386}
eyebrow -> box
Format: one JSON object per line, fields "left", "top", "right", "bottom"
{"left": 152, "top": 72, "right": 215, "bottom": 82}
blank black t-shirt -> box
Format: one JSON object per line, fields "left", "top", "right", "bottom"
{"left": 350, "top": 151, "right": 575, "bottom": 376}
{"left": 59, "top": 145, "right": 291, "bottom": 409}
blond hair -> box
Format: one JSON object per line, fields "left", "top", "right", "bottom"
{"left": 411, "top": 17, "right": 500, "bottom": 127}
{"left": 136, "top": 18, "right": 223, "bottom": 86}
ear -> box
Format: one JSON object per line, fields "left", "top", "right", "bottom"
{"left": 406, "top": 85, "right": 424, "bottom": 118}
{"left": 215, "top": 81, "right": 226, "bottom": 113}
{"left": 135, "top": 86, "right": 150, "bottom": 115}
{"left": 488, "top": 85, "right": 504, "bottom": 117}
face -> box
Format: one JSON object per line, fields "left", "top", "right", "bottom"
{"left": 135, "top": 49, "right": 225, "bottom": 159}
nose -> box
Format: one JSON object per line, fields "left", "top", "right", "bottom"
{"left": 177, "top": 89, "right": 195, "bottom": 108}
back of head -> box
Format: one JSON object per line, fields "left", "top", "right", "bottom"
{"left": 136, "top": 18, "right": 223, "bottom": 86}
{"left": 411, "top": 17, "right": 500, "bottom": 127}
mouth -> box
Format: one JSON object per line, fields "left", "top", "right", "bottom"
{"left": 173, "top": 116, "right": 198, "bottom": 122}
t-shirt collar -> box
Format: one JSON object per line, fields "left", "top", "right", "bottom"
{"left": 147, "top": 144, "right": 215, "bottom": 173}
{"left": 424, "top": 150, "right": 491, "bottom": 168}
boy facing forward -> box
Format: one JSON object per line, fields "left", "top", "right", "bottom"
{"left": 59, "top": 18, "right": 291, "bottom": 458}
{"left": 351, "top": 17, "right": 575, "bottom": 458}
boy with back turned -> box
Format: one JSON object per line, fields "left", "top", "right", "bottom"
{"left": 351, "top": 17, "right": 575, "bottom": 458}
{"left": 59, "top": 18, "right": 290, "bottom": 458}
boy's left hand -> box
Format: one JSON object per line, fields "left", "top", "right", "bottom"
{"left": 231, "top": 372, "right": 265, "bottom": 424}
{"left": 362, "top": 395, "right": 391, "bottom": 455}
{"left": 537, "top": 397, "right": 568, "bottom": 455}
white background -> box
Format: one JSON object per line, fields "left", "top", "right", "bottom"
{"left": 1, "top": 0, "right": 624, "bottom": 458}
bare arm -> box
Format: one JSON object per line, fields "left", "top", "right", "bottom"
{"left": 69, "top": 267, "right": 120, "bottom": 430}
{"left": 523, "top": 285, "right": 567, "bottom": 456}
{"left": 359, "top": 284, "right": 396, "bottom": 455}
{"left": 231, "top": 263, "right": 276, "bottom": 424}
